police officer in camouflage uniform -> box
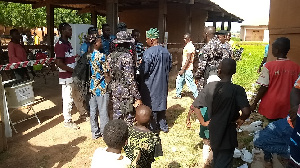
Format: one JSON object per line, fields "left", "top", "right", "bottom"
{"left": 107, "top": 31, "right": 142, "bottom": 125}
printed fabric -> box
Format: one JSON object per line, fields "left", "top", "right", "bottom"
{"left": 89, "top": 50, "right": 108, "bottom": 96}
{"left": 124, "top": 127, "right": 163, "bottom": 168}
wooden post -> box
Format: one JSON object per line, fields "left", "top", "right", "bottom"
{"left": 46, "top": 4, "right": 54, "bottom": 58}
{"left": 227, "top": 21, "right": 231, "bottom": 31}
{"left": 221, "top": 21, "right": 225, "bottom": 30}
{"left": 213, "top": 21, "right": 216, "bottom": 29}
{"left": 91, "top": 11, "right": 97, "bottom": 27}
{"left": 186, "top": 5, "right": 192, "bottom": 34}
{"left": 158, "top": 0, "right": 167, "bottom": 43}
{"left": 106, "top": 0, "right": 118, "bottom": 35}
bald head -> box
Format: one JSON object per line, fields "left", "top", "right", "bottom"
{"left": 135, "top": 105, "right": 152, "bottom": 125}
{"left": 219, "top": 58, "right": 236, "bottom": 76}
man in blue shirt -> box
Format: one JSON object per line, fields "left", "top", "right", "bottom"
{"left": 100, "top": 24, "right": 116, "bottom": 56}
{"left": 80, "top": 27, "right": 98, "bottom": 56}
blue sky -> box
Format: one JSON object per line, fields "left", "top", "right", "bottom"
{"left": 207, "top": 0, "right": 270, "bottom": 32}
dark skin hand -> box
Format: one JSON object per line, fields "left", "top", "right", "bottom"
{"left": 194, "top": 107, "right": 210, "bottom": 127}
{"left": 179, "top": 53, "right": 192, "bottom": 76}
{"left": 55, "top": 59, "right": 74, "bottom": 72}
{"left": 250, "top": 86, "right": 268, "bottom": 112}
{"left": 236, "top": 106, "right": 251, "bottom": 128}
{"left": 257, "top": 57, "right": 267, "bottom": 73}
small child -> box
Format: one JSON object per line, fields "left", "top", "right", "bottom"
{"left": 124, "top": 105, "right": 163, "bottom": 168}
{"left": 91, "top": 119, "right": 131, "bottom": 168}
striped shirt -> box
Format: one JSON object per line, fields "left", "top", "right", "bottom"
{"left": 55, "top": 38, "right": 77, "bottom": 84}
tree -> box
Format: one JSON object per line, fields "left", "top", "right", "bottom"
{"left": 0, "top": 2, "right": 106, "bottom": 30}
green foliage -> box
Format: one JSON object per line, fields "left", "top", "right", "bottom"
{"left": 0, "top": 2, "right": 106, "bottom": 29}
{"left": 232, "top": 43, "right": 266, "bottom": 92}
{"left": 231, "top": 37, "right": 240, "bottom": 42}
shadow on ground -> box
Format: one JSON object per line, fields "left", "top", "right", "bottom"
{"left": 166, "top": 104, "right": 185, "bottom": 128}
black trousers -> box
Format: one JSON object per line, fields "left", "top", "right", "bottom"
{"left": 212, "top": 148, "right": 234, "bottom": 168}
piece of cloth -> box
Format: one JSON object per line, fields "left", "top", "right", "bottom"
{"left": 294, "top": 75, "right": 300, "bottom": 89}
{"left": 264, "top": 44, "right": 269, "bottom": 58}
{"left": 212, "top": 148, "right": 235, "bottom": 168}
{"left": 199, "top": 107, "right": 209, "bottom": 139}
{"left": 256, "top": 60, "right": 300, "bottom": 119}
{"left": 89, "top": 94, "right": 109, "bottom": 139}
{"left": 124, "top": 127, "right": 163, "bottom": 168}
{"left": 195, "top": 36, "right": 224, "bottom": 80}
{"left": 61, "top": 83, "right": 87, "bottom": 122}
{"left": 254, "top": 117, "right": 293, "bottom": 159}
{"left": 79, "top": 42, "right": 90, "bottom": 56}
{"left": 55, "top": 38, "right": 77, "bottom": 85}
{"left": 89, "top": 50, "right": 108, "bottom": 96}
{"left": 175, "top": 70, "right": 198, "bottom": 98}
{"left": 146, "top": 28, "right": 159, "bottom": 39}
{"left": 182, "top": 41, "right": 195, "bottom": 71}
{"left": 193, "top": 81, "right": 249, "bottom": 150}
{"left": 108, "top": 49, "right": 141, "bottom": 122}
{"left": 8, "top": 42, "right": 27, "bottom": 64}
{"left": 100, "top": 35, "right": 116, "bottom": 56}
{"left": 139, "top": 45, "right": 172, "bottom": 111}
{"left": 289, "top": 106, "right": 300, "bottom": 167}
{"left": 91, "top": 147, "right": 131, "bottom": 168}
{"left": 150, "top": 110, "right": 169, "bottom": 133}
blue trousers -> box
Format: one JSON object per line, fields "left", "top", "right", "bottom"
{"left": 150, "top": 110, "right": 168, "bottom": 133}
{"left": 253, "top": 118, "right": 293, "bottom": 160}
{"left": 89, "top": 94, "right": 109, "bottom": 139}
{"left": 176, "top": 70, "right": 198, "bottom": 98}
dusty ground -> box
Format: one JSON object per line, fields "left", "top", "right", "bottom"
{"left": 0, "top": 70, "right": 284, "bottom": 168}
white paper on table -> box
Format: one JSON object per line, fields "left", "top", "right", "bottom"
{"left": 15, "top": 85, "right": 34, "bottom": 102}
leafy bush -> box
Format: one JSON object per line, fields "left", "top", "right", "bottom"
{"left": 232, "top": 43, "right": 267, "bottom": 92}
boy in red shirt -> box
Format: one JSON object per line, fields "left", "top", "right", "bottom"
{"left": 251, "top": 37, "right": 300, "bottom": 122}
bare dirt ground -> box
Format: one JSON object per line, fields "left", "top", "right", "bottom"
{"left": 0, "top": 71, "right": 284, "bottom": 168}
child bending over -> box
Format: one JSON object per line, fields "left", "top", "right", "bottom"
{"left": 124, "top": 105, "right": 163, "bottom": 168}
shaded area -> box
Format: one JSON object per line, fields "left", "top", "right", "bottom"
{"left": 166, "top": 104, "right": 185, "bottom": 128}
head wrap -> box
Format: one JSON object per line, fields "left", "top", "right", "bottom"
{"left": 146, "top": 28, "right": 159, "bottom": 39}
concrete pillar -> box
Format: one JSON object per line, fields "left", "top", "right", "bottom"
{"left": 46, "top": 4, "right": 54, "bottom": 58}
{"left": 158, "top": 0, "right": 167, "bottom": 43}
{"left": 106, "top": 0, "right": 118, "bottom": 35}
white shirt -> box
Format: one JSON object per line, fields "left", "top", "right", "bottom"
{"left": 91, "top": 147, "right": 131, "bottom": 168}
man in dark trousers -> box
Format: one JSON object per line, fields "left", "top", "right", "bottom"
{"left": 192, "top": 58, "right": 251, "bottom": 167}
{"left": 140, "top": 28, "right": 172, "bottom": 133}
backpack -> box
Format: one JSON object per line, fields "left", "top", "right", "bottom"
{"left": 72, "top": 53, "right": 90, "bottom": 96}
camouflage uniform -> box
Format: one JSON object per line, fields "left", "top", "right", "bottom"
{"left": 222, "top": 41, "right": 233, "bottom": 59}
{"left": 107, "top": 49, "right": 141, "bottom": 124}
{"left": 195, "top": 36, "right": 228, "bottom": 90}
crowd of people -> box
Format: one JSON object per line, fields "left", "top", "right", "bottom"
{"left": 6, "top": 20, "right": 300, "bottom": 167}
{"left": 54, "top": 23, "right": 300, "bottom": 168}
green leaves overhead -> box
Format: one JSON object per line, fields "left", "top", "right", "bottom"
{"left": 0, "top": 2, "right": 106, "bottom": 29}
